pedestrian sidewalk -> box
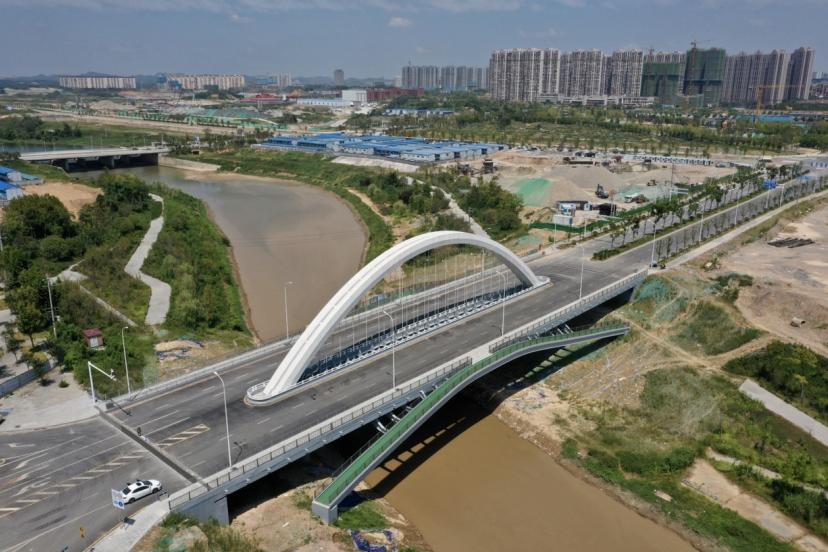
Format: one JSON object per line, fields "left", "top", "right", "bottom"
{"left": 0, "top": 373, "right": 97, "bottom": 432}
{"left": 125, "top": 193, "right": 171, "bottom": 326}
{"left": 86, "top": 499, "right": 168, "bottom": 552}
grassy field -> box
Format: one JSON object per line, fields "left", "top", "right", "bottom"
{"left": 671, "top": 301, "right": 762, "bottom": 355}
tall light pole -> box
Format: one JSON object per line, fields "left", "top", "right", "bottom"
{"left": 213, "top": 371, "right": 232, "bottom": 471}
{"left": 121, "top": 326, "right": 131, "bottom": 396}
{"left": 495, "top": 271, "right": 506, "bottom": 336}
{"left": 650, "top": 218, "right": 658, "bottom": 268}
{"left": 381, "top": 310, "right": 396, "bottom": 389}
{"left": 87, "top": 361, "right": 116, "bottom": 405}
{"left": 283, "top": 281, "right": 293, "bottom": 340}
{"left": 46, "top": 278, "right": 57, "bottom": 339}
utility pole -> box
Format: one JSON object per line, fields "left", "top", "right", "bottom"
{"left": 121, "top": 326, "right": 131, "bottom": 396}
{"left": 46, "top": 278, "right": 57, "bottom": 339}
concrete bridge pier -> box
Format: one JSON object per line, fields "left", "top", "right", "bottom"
{"left": 178, "top": 493, "right": 230, "bottom": 524}
{"left": 312, "top": 501, "right": 337, "bottom": 525}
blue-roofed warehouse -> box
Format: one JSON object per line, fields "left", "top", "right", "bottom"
{"left": 254, "top": 133, "right": 506, "bottom": 163}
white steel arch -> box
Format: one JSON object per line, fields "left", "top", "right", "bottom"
{"left": 261, "top": 231, "right": 543, "bottom": 397}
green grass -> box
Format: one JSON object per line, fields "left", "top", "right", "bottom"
{"left": 333, "top": 500, "right": 388, "bottom": 530}
{"left": 671, "top": 301, "right": 761, "bottom": 355}
{"left": 155, "top": 514, "right": 263, "bottom": 552}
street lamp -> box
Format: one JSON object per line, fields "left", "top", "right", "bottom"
{"left": 87, "top": 361, "right": 116, "bottom": 405}
{"left": 381, "top": 310, "right": 396, "bottom": 389}
{"left": 283, "top": 281, "right": 294, "bottom": 340}
{"left": 495, "top": 271, "right": 507, "bottom": 336}
{"left": 649, "top": 218, "right": 658, "bottom": 268}
{"left": 213, "top": 371, "right": 232, "bottom": 471}
{"left": 121, "top": 326, "right": 131, "bottom": 396}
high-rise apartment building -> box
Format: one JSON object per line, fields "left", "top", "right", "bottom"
{"left": 401, "top": 65, "right": 487, "bottom": 91}
{"left": 607, "top": 49, "right": 644, "bottom": 97}
{"left": 722, "top": 50, "right": 790, "bottom": 105}
{"left": 59, "top": 75, "right": 136, "bottom": 89}
{"left": 640, "top": 51, "right": 686, "bottom": 104}
{"left": 334, "top": 69, "right": 345, "bottom": 86}
{"left": 787, "top": 47, "right": 815, "bottom": 101}
{"left": 683, "top": 46, "right": 726, "bottom": 106}
{"left": 167, "top": 74, "right": 245, "bottom": 90}
{"left": 559, "top": 50, "right": 603, "bottom": 97}
{"left": 488, "top": 48, "right": 560, "bottom": 102}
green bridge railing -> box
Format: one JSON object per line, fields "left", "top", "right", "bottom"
{"left": 313, "top": 322, "right": 630, "bottom": 511}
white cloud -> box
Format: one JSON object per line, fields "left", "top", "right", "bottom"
{"left": 431, "top": 0, "right": 522, "bottom": 12}
{"left": 388, "top": 16, "right": 412, "bottom": 27}
{"left": 519, "top": 27, "right": 559, "bottom": 39}
{"left": 415, "top": 46, "right": 429, "bottom": 54}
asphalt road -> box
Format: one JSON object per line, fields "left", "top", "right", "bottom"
{"left": 0, "top": 419, "right": 186, "bottom": 552}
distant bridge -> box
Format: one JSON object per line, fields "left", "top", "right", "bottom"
{"left": 20, "top": 145, "right": 171, "bottom": 171}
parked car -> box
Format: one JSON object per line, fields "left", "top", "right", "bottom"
{"left": 121, "top": 479, "right": 162, "bottom": 504}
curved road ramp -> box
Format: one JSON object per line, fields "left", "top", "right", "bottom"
{"left": 311, "top": 322, "right": 630, "bottom": 524}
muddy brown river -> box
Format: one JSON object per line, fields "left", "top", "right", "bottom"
{"left": 365, "top": 394, "right": 695, "bottom": 552}
{"left": 93, "top": 165, "right": 366, "bottom": 342}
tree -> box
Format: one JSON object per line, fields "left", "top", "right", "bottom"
{"left": 3, "top": 324, "right": 21, "bottom": 361}
{"left": 13, "top": 286, "right": 48, "bottom": 347}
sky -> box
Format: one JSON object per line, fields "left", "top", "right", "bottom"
{"left": 0, "top": 0, "right": 825, "bottom": 78}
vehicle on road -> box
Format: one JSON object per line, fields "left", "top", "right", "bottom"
{"left": 121, "top": 479, "right": 162, "bottom": 504}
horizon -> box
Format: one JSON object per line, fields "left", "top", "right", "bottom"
{"left": 0, "top": 0, "right": 825, "bottom": 78}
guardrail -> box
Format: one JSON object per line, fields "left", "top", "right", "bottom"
{"left": 314, "top": 323, "right": 630, "bottom": 509}
{"left": 168, "top": 356, "right": 471, "bottom": 510}
{"left": 489, "top": 270, "right": 645, "bottom": 353}
{"left": 108, "top": 336, "right": 296, "bottom": 406}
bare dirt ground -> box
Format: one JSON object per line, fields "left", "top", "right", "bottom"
{"left": 24, "top": 181, "right": 101, "bottom": 218}
{"left": 684, "top": 459, "right": 827, "bottom": 552}
{"left": 347, "top": 187, "right": 418, "bottom": 243}
{"left": 711, "top": 200, "right": 828, "bottom": 356}
{"left": 334, "top": 156, "right": 419, "bottom": 173}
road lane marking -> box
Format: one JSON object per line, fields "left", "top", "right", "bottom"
{"left": 291, "top": 402, "right": 304, "bottom": 409}
{"left": 140, "top": 410, "right": 180, "bottom": 427}
{"left": 256, "top": 417, "right": 271, "bottom": 425}
{"left": 5, "top": 503, "right": 109, "bottom": 552}
{"left": 269, "top": 425, "right": 284, "bottom": 433}
{"left": 212, "top": 392, "right": 224, "bottom": 399}
{"left": 157, "top": 424, "right": 210, "bottom": 449}
{"left": 145, "top": 417, "right": 192, "bottom": 437}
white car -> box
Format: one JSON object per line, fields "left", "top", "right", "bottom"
{"left": 121, "top": 479, "right": 162, "bottom": 504}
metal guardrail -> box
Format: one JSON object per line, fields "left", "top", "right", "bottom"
{"left": 489, "top": 271, "right": 645, "bottom": 353}
{"left": 167, "top": 356, "right": 471, "bottom": 510}
{"left": 314, "top": 323, "right": 630, "bottom": 507}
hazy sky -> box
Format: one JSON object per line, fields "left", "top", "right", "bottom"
{"left": 0, "top": 0, "right": 825, "bottom": 77}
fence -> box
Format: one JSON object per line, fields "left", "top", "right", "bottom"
{"left": 314, "top": 323, "right": 629, "bottom": 508}
{"left": 0, "top": 360, "right": 55, "bottom": 397}
{"left": 489, "top": 270, "right": 645, "bottom": 353}
{"left": 168, "top": 356, "right": 471, "bottom": 510}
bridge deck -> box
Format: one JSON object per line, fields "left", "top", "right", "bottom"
{"left": 312, "top": 322, "right": 631, "bottom": 523}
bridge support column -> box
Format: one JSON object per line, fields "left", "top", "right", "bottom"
{"left": 312, "top": 500, "right": 338, "bottom": 524}
{"left": 104, "top": 157, "right": 116, "bottom": 169}
{"left": 180, "top": 494, "right": 230, "bottom": 525}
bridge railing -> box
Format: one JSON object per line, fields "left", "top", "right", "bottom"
{"left": 488, "top": 270, "right": 646, "bottom": 353}
{"left": 314, "top": 322, "right": 630, "bottom": 507}
{"left": 168, "top": 356, "right": 472, "bottom": 510}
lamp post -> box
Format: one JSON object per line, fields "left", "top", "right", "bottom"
{"left": 87, "top": 361, "right": 116, "bottom": 405}
{"left": 213, "top": 371, "right": 232, "bottom": 471}
{"left": 496, "top": 271, "right": 506, "bottom": 336}
{"left": 121, "top": 326, "right": 131, "bottom": 396}
{"left": 650, "top": 218, "right": 658, "bottom": 268}
{"left": 46, "top": 278, "right": 57, "bottom": 339}
{"left": 283, "top": 281, "right": 293, "bottom": 340}
{"left": 381, "top": 310, "right": 396, "bottom": 389}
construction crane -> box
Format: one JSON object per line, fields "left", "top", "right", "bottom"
{"left": 752, "top": 84, "right": 799, "bottom": 116}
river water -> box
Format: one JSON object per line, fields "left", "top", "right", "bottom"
{"left": 365, "top": 394, "right": 695, "bottom": 552}
{"left": 86, "top": 165, "right": 366, "bottom": 342}
{"left": 88, "top": 164, "right": 693, "bottom": 550}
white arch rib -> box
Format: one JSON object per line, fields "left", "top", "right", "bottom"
{"left": 261, "top": 231, "right": 542, "bottom": 397}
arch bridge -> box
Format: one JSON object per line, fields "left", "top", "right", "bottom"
{"left": 248, "top": 231, "right": 547, "bottom": 401}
